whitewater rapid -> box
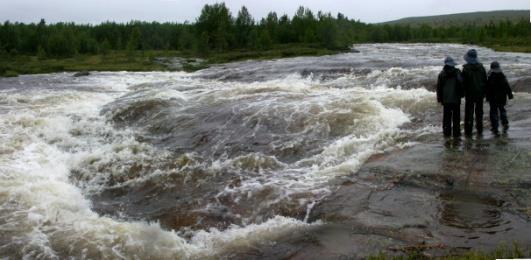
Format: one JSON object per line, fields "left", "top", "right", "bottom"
{"left": 1, "top": 44, "right": 530, "bottom": 258}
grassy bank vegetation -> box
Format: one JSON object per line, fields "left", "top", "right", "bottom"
{"left": 1, "top": 2, "right": 530, "bottom": 77}
{"left": 0, "top": 41, "right": 526, "bottom": 78}
{"left": 1, "top": 51, "right": 166, "bottom": 76}
{"left": 0, "top": 44, "right": 342, "bottom": 76}
{"left": 369, "top": 242, "right": 529, "bottom": 260}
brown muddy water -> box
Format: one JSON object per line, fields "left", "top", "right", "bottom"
{"left": 0, "top": 44, "right": 530, "bottom": 259}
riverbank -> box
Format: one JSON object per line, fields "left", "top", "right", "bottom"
{"left": 1, "top": 41, "right": 529, "bottom": 78}
{"left": 0, "top": 44, "right": 343, "bottom": 77}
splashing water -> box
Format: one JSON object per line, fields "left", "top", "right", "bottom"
{"left": 1, "top": 44, "right": 530, "bottom": 258}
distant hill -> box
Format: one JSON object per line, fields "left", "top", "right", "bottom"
{"left": 383, "top": 10, "right": 529, "bottom": 26}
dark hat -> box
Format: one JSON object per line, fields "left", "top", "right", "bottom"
{"left": 464, "top": 49, "right": 479, "bottom": 64}
{"left": 444, "top": 56, "right": 457, "bottom": 67}
{"left": 490, "top": 61, "right": 502, "bottom": 73}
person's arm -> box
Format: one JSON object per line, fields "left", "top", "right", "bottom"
{"left": 485, "top": 75, "right": 492, "bottom": 102}
{"left": 436, "top": 73, "right": 443, "bottom": 104}
{"left": 504, "top": 74, "right": 514, "bottom": 100}
{"left": 461, "top": 67, "right": 468, "bottom": 97}
{"left": 481, "top": 66, "right": 488, "bottom": 100}
{"left": 457, "top": 70, "right": 464, "bottom": 98}
{"left": 482, "top": 66, "right": 488, "bottom": 84}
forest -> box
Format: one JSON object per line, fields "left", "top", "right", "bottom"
{"left": 0, "top": 3, "right": 530, "bottom": 75}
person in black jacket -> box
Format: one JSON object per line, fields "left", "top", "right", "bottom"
{"left": 486, "top": 61, "right": 514, "bottom": 135}
{"left": 437, "top": 56, "right": 463, "bottom": 138}
{"left": 462, "top": 49, "right": 488, "bottom": 137}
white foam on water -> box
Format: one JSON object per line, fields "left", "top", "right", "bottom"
{"left": 0, "top": 47, "right": 457, "bottom": 257}
{"left": 0, "top": 72, "right": 322, "bottom": 259}
{"left": 1, "top": 45, "right": 528, "bottom": 258}
{"left": 206, "top": 76, "right": 435, "bottom": 220}
{"left": 1, "top": 138, "right": 314, "bottom": 258}
{"left": 81, "top": 74, "right": 440, "bottom": 224}
{"left": 190, "top": 216, "right": 318, "bottom": 255}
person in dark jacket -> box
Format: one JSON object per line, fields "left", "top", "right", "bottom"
{"left": 461, "top": 49, "right": 488, "bottom": 136}
{"left": 437, "top": 56, "right": 463, "bottom": 137}
{"left": 486, "top": 61, "right": 514, "bottom": 135}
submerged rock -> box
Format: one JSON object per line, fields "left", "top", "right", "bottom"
{"left": 73, "top": 71, "right": 90, "bottom": 77}
{"left": 512, "top": 77, "right": 531, "bottom": 93}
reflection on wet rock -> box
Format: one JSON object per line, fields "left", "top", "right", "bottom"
{"left": 439, "top": 191, "right": 504, "bottom": 230}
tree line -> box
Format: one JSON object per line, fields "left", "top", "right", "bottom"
{"left": 0, "top": 3, "right": 529, "bottom": 58}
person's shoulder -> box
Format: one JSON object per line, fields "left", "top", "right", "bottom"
{"left": 438, "top": 71, "right": 445, "bottom": 80}
{"left": 448, "top": 67, "right": 461, "bottom": 74}
{"left": 499, "top": 72, "right": 509, "bottom": 82}
{"left": 491, "top": 71, "right": 505, "bottom": 77}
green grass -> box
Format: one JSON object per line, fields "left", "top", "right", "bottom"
{"left": 0, "top": 41, "right": 528, "bottom": 78}
{"left": 2, "top": 70, "right": 19, "bottom": 77}
{"left": 205, "top": 44, "right": 341, "bottom": 63}
{"left": 368, "top": 242, "right": 529, "bottom": 260}
{"left": 0, "top": 51, "right": 168, "bottom": 76}
{"left": 487, "top": 44, "right": 531, "bottom": 53}
{"left": 0, "top": 44, "right": 343, "bottom": 77}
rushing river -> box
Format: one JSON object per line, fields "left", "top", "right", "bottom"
{"left": 1, "top": 44, "right": 530, "bottom": 258}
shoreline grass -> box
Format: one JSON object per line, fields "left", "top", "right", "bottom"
{"left": 0, "top": 42, "right": 528, "bottom": 77}
{"left": 0, "top": 44, "right": 343, "bottom": 77}
{"left": 368, "top": 242, "right": 530, "bottom": 260}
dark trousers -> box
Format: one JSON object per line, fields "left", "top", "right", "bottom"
{"left": 489, "top": 103, "right": 508, "bottom": 132}
{"left": 443, "top": 103, "right": 461, "bottom": 137}
{"left": 464, "top": 99, "right": 483, "bottom": 136}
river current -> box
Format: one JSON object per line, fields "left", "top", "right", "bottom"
{"left": 1, "top": 44, "right": 530, "bottom": 258}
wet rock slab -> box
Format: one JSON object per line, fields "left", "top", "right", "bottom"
{"left": 236, "top": 97, "right": 531, "bottom": 258}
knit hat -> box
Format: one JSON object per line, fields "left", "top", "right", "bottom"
{"left": 444, "top": 56, "right": 457, "bottom": 66}
{"left": 490, "top": 61, "right": 502, "bottom": 73}
{"left": 464, "top": 49, "right": 479, "bottom": 64}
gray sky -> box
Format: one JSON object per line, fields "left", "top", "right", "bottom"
{"left": 0, "top": 0, "right": 529, "bottom": 24}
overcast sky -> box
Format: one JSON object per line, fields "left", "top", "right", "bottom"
{"left": 0, "top": 0, "right": 529, "bottom": 24}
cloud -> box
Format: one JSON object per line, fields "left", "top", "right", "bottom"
{"left": 0, "top": 0, "right": 528, "bottom": 24}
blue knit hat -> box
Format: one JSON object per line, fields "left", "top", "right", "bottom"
{"left": 444, "top": 56, "right": 457, "bottom": 67}
{"left": 464, "top": 49, "right": 479, "bottom": 64}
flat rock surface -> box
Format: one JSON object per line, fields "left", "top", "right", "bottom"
{"left": 234, "top": 93, "right": 531, "bottom": 259}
